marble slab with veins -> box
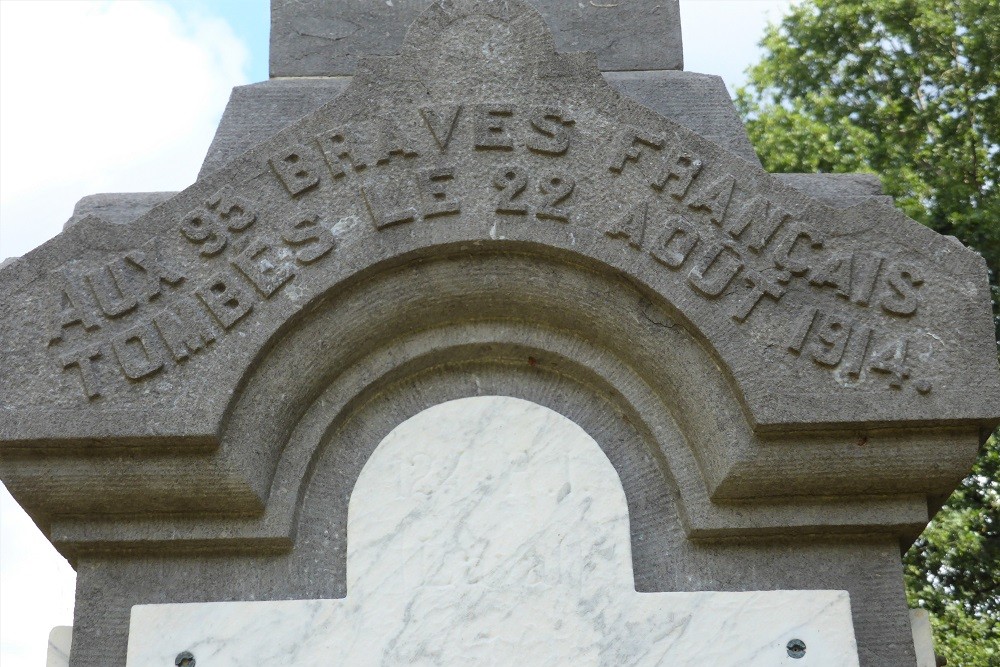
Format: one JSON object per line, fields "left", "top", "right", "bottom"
{"left": 127, "top": 396, "right": 860, "bottom": 666}
{"left": 46, "top": 626, "right": 72, "bottom": 667}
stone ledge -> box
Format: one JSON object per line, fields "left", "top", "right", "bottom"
{"left": 201, "top": 71, "right": 757, "bottom": 177}
{"left": 64, "top": 193, "right": 177, "bottom": 230}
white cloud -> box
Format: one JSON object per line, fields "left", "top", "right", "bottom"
{"left": 0, "top": 0, "right": 250, "bottom": 261}
{"left": 0, "top": 2, "right": 250, "bottom": 663}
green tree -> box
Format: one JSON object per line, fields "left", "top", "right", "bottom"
{"left": 736, "top": 1, "right": 1000, "bottom": 664}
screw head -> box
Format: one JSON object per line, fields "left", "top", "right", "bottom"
{"left": 786, "top": 638, "right": 807, "bottom": 659}
{"left": 175, "top": 651, "right": 196, "bottom": 667}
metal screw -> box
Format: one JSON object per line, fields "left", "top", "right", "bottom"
{"left": 786, "top": 638, "right": 807, "bottom": 659}
{"left": 175, "top": 651, "right": 196, "bottom": 667}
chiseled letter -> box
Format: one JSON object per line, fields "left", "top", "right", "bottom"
{"left": 363, "top": 178, "right": 418, "bottom": 230}
{"left": 111, "top": 322, "right": 164, "bottom": 380}
{"left": 417, "top": 167, "right": 461, "bottom": 218}
{"left": 282, "top": 213, "right": 336, "bottom": 265}
{"left": 50, "top": 271, "right": 101, "bottom": 345}
{"left": 87, "top": 263, "right": 138, "bottom": 318}
{"left": 879, "top": 263, "right": 924, "bottom": 316}
{"left": 527, "top": 106, "right": 574, "bottom": 155}
{"left": 650, "top": 136, "right": 703, "bottom": 200}
{"left": 124, "top": 250, "right": 185, "bottom": 301}
{"left": 152, "top": 299, "right": 218, "bottom": 362}
{"left": 648, "top": 216, "right": 700, "bottom": 269}
{"left": 474, "top": 104, "right": 515, "bottom": 151}
{"left": 232, "top": 238, "right": 296, "bottom": 298}
{"left": 420, "top": 105, "right": 462, "bottom": 151}
{"left": 61, "top": 345, "right": 104, "bottom": 399}
{"left": 607, "top": 126, "right": 664, "bottom": 173}
{"left": 687, "top": 241, "right": 744, "bottom": 297}
{"left": 269, "top": 144, "right": 322, "bottom": 196}
{"left": 773, "top": 224, "right": 826, "bottom": 278}
{"left": 196, "top": 269, "right": 255, "bottom": 329}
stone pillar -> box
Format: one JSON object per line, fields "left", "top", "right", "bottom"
{"left": 1, "top": 1, "right": 997, "bottom": 666}
{"left": 269, "top": 0, "right": 685, "bottom": 75}
{"left": 199, "top": 0, "right": 761, "bottom": 178}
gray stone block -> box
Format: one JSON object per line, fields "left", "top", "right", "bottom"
{"left": 776, "top": 173, "right": 896, "bottom": 208}
{"left": 270, "top": 0, "right": 683, "bottom": 76}
{"left": 199, "top": 78, "right": 351, "bottom": 178}
{"left": 64, "top": 193, "right": 177, "bottom": 230}
{"left": 202, "top": 71, "right": 755, "bottom": 176}
{"left": 605, "top": 70, "right": 760, "bottom": 164}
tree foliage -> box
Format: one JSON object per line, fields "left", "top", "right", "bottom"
{"left": 736, "top": 1, "right": 1000, "bottom": 664}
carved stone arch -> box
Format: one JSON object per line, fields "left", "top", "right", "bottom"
{"left": 45, "top": 238, "right": 972, "bottom": 557}
{"left": 148, "top": 242, "right": 934, "bottom": 564}
{"left": 208, "top": 244, "right": 748, "bottom": 567}
{"left": 15, "top": 0, "right": 987, "bottom": 565}
{"left": 287, "top": 371, "right": 681, "bottom": 594}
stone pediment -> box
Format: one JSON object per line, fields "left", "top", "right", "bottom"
{"left": 0, "top": 0, "right": 997, "bottom": 557}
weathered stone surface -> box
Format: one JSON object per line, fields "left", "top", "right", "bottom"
{"left": 0, "top": 1, "right": 997, "bottom": 666}
{"left": 909, "top": 609, "right": 937, "bottom": 667}
{"left": 2, "top": 0, "right": 993, "bottom": 438}
{"left": 64, "top": 193, "right": 176, "bottom": 230}
{"left": 199, "top": 78, "right": 351, "bottom": 178}
{"left": 270, "top": 0, "right": 683, "bottom": 76}
{"left": 776, "top": 173, "right": 895, "bottom": 209}
{"left": 605, "top": 70, "right": 760, "bottom": 163}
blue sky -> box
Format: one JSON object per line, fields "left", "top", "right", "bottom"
{"left": 0, "top": 1, "right": 796, "bottom": 663}
{"left": 165, "top": 0, "right": 271, "bottom": 79}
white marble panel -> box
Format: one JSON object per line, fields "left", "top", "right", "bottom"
{"left": 46, "top": 626, "right": 72, "bottom": 667}
{"left": 127, "top": 396, "right": 860, "bottom": 666}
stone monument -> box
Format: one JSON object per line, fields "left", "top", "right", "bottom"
{"left": 1, "top": 1, "right": 997, "bottom": 665}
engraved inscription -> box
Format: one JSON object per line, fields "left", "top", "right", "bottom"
{"left": 281, "top": 214, "right": 336, "bottom": 264}
{"left": 786, "top": 307, "right": 931, "bottom": 392}
{"left": 417, "top": 167, "right": 461, "bottom": 218}
{"left": 493, "top": 166, "right": 576, "bottom": 222}
{"left": 526, "top": 107, "right": 574, "bottom": 156}
{"left": 49, "top": 252, "right": 186, "bottom": 347}
{"left": 537, "top": 173, "right": 575, "bottom": 222}
{"left": 420, "top": 105, "right": 462, "bottom": 151}
{"left": 112, "top": 322, "right": 164, "bottom": 381}
{"left": 474, "top": 104, "right": 515, "bottom": 151}
{"left": 494, "top": 166, "right": 529, "bottom": 215}
{"left": 604, "top": 123, "right": 930, "bottom": 391}
{"left": 53, "top": 216, "right": 334, "bottom": 399}
{"left": 60, "top": 345, "right": 103, "bottom": 399}
{"left": 232, "top": 238, "right": 296, "bottom": 297}
{"left": 152, "top": 300, "right": 218, "bottom": 362}
{"left": 269, "top": 144, "right": 322, "bottom": 196}
{"left": 600, "top": 201, "right": 649, "bottom": 250}
{"left": 179, "top": 186, "right": 258, "bottom": 255}
{"left": 48, "top": 103, "right": 934, "bottom": 400}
